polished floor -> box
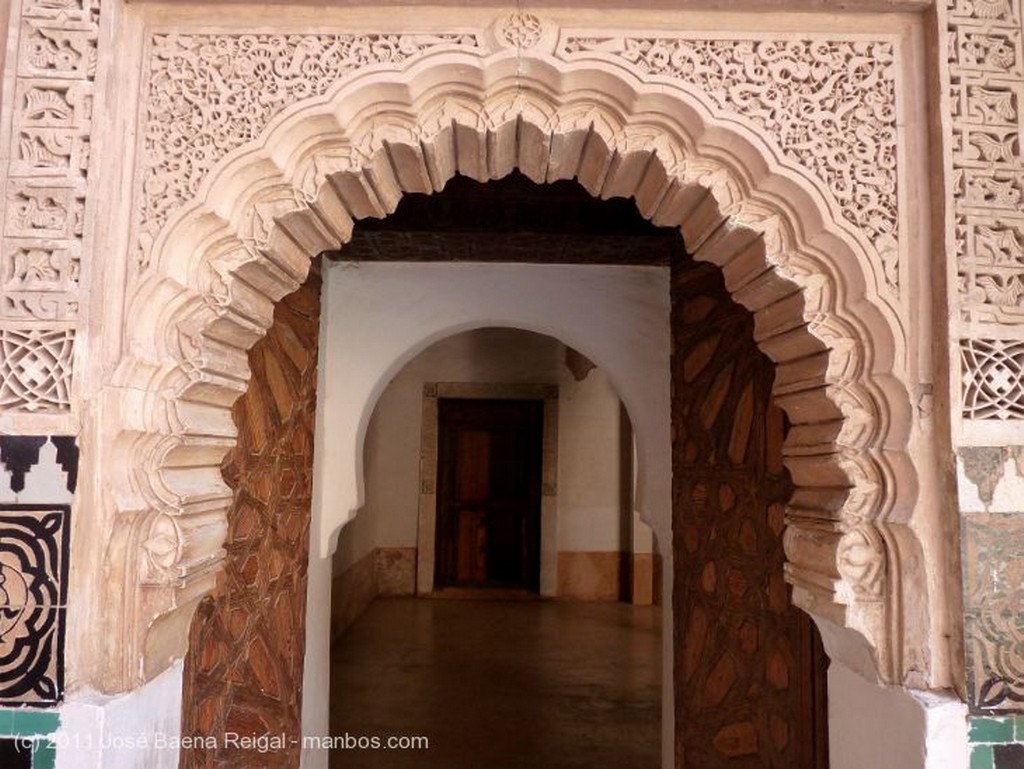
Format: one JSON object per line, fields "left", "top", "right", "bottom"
{"left": 328, "top": 598, "right": 661, "bottom": 768}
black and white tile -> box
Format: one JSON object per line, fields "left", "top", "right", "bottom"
{"left": 0, "top": 437, "right": 74, "bottom": 706}
{"left": 0, "top": 437, "right": 76, "bottom": 504}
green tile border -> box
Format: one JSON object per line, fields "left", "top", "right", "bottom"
{"left": 968, "top": 714, "right": 1024, "bottom": 769}
{"left": 971, "top": 717, "right": 1015, "bottom": 743}
{"left": 969, "top": 716, "right": 1024, "bottom": 743}
{"left": 32, "top": 739, "right": 56, "bottom": 769}
{"left": 971, "top": 744, "right": 994, "bottom": 769}
{"left": 0, "top": 706, "right": 61, "bottom": 768}
{"left": 10, "top": 710, "right": 59, "bottom": 737}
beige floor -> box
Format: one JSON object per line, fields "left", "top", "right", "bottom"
{"left": 328, "top": 598, "right": 661, "bottom": 768}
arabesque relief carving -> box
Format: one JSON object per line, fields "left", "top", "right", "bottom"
{"left": 560, "top": 36, "right": 901, "bottom": 291}
{"left": 944, "top": 0, "right": 1024, "bottom": 717}
{"left": 949, "top": 0, "right": 1024, "bottom": 327}
{"left": 499, "top": 12, "right": 544, "bottom": 49}
{"left": 0, "top": 0, "right": 99, "bottom": 412}
{"left": 137, "top": 31, "right": 483, "bottom": 266}
{"left": 134, "top": 23, "right": 902, "bottom": 299}
{"left": 947, "top": 0, "right": 1024, "bottom": 435}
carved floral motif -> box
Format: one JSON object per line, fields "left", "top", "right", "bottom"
{"left": 560, "top": 36, "right": 900, "bottom": 289}
{"left": 499, "top": 13, "right": 543, "bottom": 48}
{"left": 1, "top": 245, "right": 81, "bottom": 320}
{"left": 137, "top": 31, "right": 482, "bottom": 264}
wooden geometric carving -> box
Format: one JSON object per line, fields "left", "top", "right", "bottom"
{"left": 180, "top": 269, "right": 321, "bottom": 767}
{"left": 672, "top": 262, "right": 828, "bottom": 768}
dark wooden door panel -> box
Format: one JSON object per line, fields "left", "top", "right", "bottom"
{"left": 436, "top": 399, "right": 543, "bottom": 591}
{"left": 672, "top": 262, "right": 829, "bottom": 769}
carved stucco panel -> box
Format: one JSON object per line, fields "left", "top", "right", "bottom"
{"left": 0, "top": 0, "right": 100, "bottom": 419}
{"left": 135, "top": 31, "right": 485, "bottom": 268}
{"left": 133, "top": 23, "right": 903, "bottom": 299}
{"left": 949, "top": 0, "right": 1024, "bottom": 326}
{"left": 558, "top": 34, "right": 901, "bottom": 295}
{"left": 944, "top": 0, "right": 1024, "bottom": 718}
{"left": 947, "top": 0, "right": 1024, "bottom": 442}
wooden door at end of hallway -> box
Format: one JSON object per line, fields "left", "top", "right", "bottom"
{"left": 435, "top": 398, "right": 543, "bottom": 592}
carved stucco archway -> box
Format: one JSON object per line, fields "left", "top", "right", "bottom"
{"left": 100, "top": 22, "right": 926, "bottom": 694}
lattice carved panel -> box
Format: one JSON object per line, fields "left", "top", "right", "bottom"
{"left": 0, "top": 329, "right": 74, "bottom": 412}
{"left": 961, "top": 338, "right": 1024, "bottom": 420}
{"left": 179, "top": 271, "right": 321, "bottom": 768}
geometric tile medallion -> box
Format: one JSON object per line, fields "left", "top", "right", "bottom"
{"left": 0, "top": 506, "right": 69, "bottom": 706}
{"left": 964, "top": 514, "right": 1024, "bottom": 714}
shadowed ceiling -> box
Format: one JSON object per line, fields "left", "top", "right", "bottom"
{"left": 326, "top": 171, "right": 685, "bottom": 265}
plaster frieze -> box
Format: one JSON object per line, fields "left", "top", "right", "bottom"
{"left": 559, "top": 35, "right": 901, "bottom": 291}
{"left": 133, "top": 18, "right": 904, "bottom": 305}
{"left": 107, "top": 13, "right": 924, "bottom": 693}
{"left": 136, "top": 30, "right": 485, "bottom": 267}
{"left": 946, "top": 0, "right": 1024, "bottom": 438}
{"left": 0, "top": 0, "right": 99, "bottom": 415}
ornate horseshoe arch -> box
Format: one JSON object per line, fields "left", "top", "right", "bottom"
{"left": 100, "top": 15, "right": 925, "bottom": 691}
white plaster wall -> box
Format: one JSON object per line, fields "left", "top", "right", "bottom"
{"left": 633, "top": 511, "right": 654, "bottom": 555}
{"left": 956, "top": 453, "right": 1024, "bottom": 513}
{"left": 353, "top": 326, "right": 630, "bottom": 561}
{"left": 557, "top": 368, "right": 625, "bottom": 552}
{"left": 310, "top": 262, "right": 672, "bottom": 559}
{"left": 55, "top": 660, "right": 184, "bottom": 769}
{"left": 332, "top": 503, "right": 376, "bottom": 575}
{"left": 828, "top": 662, "right": 968, "bottom": 769}
{"left": 301, "top": 552, "right": 332, "bottom": 769}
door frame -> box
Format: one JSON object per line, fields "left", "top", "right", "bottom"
{"left": 416, "top": 382, "right": 559, "bottom": 596}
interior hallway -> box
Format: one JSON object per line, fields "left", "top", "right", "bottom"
{"left": 328, "top": 598, "right": 661, "bottom": 768}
